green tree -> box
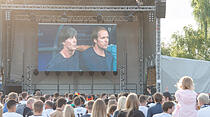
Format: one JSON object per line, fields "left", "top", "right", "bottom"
{"left": 162, "top": 25, "right": 210, "bottom": 61}
{"left": 191, "top": 0, "right": 210, "bottom": 40}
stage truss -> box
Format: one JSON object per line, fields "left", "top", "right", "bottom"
{"left": 0, "top": 2, "right": 161, "bottom": 94}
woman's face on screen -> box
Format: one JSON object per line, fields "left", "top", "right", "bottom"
{"left": 63, "top": 36, "right": 77, "bottom": 50}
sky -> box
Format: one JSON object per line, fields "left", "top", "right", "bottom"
{"left": 161, "top": 0, "right": 198, "bottom": 44}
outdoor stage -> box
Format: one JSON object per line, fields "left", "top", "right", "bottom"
{"left": 0, "top": 0, "right": 165, "bottom": 94}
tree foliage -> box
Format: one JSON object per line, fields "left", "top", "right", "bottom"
{"left": 161, "top": 0, "right": 210, "bottom": 61}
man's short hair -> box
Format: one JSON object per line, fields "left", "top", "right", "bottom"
{"left": 27, "top": 98, "right": 35, "bottom": 105}
{"left": 45, "top": 100, "right": 53, "bottom": 108}
{"left": 58, "top": 26, "right": 77, "bottom": 49}
{"left": 91, "top": 26, "right": 108, "bottom": 45}
{"left": 33, "top": 100, "right": 43, "bottom": 113}
{"left": 45, "top": 95, "right": 50, "bottom": 100}
{"left": 153, "top": 92, "right": 163, "bottom": 103}
{"left": 56, "top": 97, "right": 66, "bottom": 108}
{"left": 54, "top": 92, "right": 59, "bottom": 98}
{"left": 68, "top": 93, "right": 73, "bottom": 100}
{"left": 162, "top": 101, "right": 174, "bottom": 112}
{"left": 7, "top": 99, "right": 17, "bottom": 109}
{"left": 197, "top": 93, "right": 209, "bottom": 105}
{"left": 87, "top": 100, "right": 94, "bottom": 110}
{"left": 73, "top": 96, "right": 81, "bottom": 106}
{"left": 21, "top": 92, "right": 28, "bottom": 99}
{"left": 8, "top": 92, "right": 18, "bottom": 100}
{"left": 163, "top": 92, "right": 172, "bottom": 101}
{"left": 139, "top": 95, "right": 147, "bottom": 103}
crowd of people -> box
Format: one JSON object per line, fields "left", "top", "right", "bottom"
{"left": 0, "top": 76, "right": 209, "bottom": 117}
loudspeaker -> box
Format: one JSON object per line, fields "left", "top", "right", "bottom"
{"left": 156, "top": 1, "right": 166, "bottom": 18}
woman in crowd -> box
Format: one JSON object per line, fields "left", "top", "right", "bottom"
{"left": 63, "top": 105, "right": 75, "bottom": 117}
{"left": 107, "top": 105, "right": 117, "bottom": 117}
{"left": 91, "top": 98, "right": 107, "bottom": 117}
{"left": 172, "top": 76, "right": 197, "bottom": 117}
{"left": 118, "top": 93, "right": 145, "bottom": 117}
{"left": 113, "top": 96, "right": 126, "bottom": 117}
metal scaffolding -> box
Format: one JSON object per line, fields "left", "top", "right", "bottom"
{"left": 0, "top": 4, "right": 155, "bottom": 12}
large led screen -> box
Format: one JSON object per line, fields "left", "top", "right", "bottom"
{"left": 38, "top": 24, "right": 117, "bottom": 71}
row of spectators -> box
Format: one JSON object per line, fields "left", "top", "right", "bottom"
{"left": 0, "top": 76, "right": 209, "bottom": 117}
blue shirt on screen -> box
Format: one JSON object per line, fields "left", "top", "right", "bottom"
{"left": 46, "top": 50, "right": 80, "bottom": 71}
{"left": 79, "top": 47, "right": 113, "bottom": 71}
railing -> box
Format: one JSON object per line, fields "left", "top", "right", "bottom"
{"left": 32, "top": 83, "right": 138, "bottom": 94}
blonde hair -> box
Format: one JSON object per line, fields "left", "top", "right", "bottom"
{"left": 91, "top": 99, "right": 106, "bottom": 117}
{"left": 177, "top": 76, "right": 194, "bottom": 90}
{"left": 0, "top": 103, "right": 3, "bottom": 117}
{"left": 197, "top": 93, "right": 209, "bottom": 105}
{"left": 125, "top": 93, "right": 140, "bottom": 116}
{"left": 63, "top": 105, "right": 75, "bottom": 117}
{"left": 117, "top": 96, "right": 126, "bottom": 110}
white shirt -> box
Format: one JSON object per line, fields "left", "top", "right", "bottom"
{"left": 139, "top": 106, "right": 148, "bottom": 117}
{"left": 74, "top": 106, "right": 87, "bottom": 117}
{"left": 42, "top": 109, "right": 54, "bottom": 117}
{"left": 19, "top": 100, "right": 27, "bottom": 105}
{"left": 153, "top": 113, "right": 172, "bottom": 117}
{"left": 3, "top": 112, "right": 23, "bottom": 117}
{"left": 29, "top": 115, "right": 44, "bottom": 117}
{"left": 197, "top": 106, "right": 210, "bottom": 117}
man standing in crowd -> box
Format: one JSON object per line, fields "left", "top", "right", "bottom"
{"left": 50, "top": 97, "right": 66, "bottom": 117}
{"left": 3, "top": 100, "right": 22, "bottom": 117}
{"left": 81, "top": 100, "right": 94, "bottom": 117}
{"left": 80, "top": 26, "right": 113, "bottom": 71}
{"left": 3, "top": 92, "right": 18, "bottom": 113}
{"left": 153, "top": 101, "right": 175, "bottom": 117}
{"left": 19, "top": 92, "right": 28, "bottom": 105}
{"left": 197, "top": 93, "right": 210, "bottom": 117}
{"left": 47, "top": 26, "right": 80, "bottom": 71}
{"left": 139, "top": 95, "right": 148, "bottom": 117}
{"left": 73, "top": 96, "right": 87, "bottom": 117}
{"left": 147, "top": 93, "right": 164, "bottom": 117}
{"left": 23, "top": 98, "right": 35, "bottom": 117}
{"left": 29, "top": 100, "right": 44, "bottom": 117}
{"left": 42, "top": 101, "right": 54, "bottom": 117}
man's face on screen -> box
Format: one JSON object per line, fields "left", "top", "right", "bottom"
{"left": 63, "top": 36, "right": 77, "bottom": 51}
{"left": 95, "top": 30, "right": 109, "bottom": 50}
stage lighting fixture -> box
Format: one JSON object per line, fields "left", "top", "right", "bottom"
{"left": 96, "top": 13, "right": 103, "bottom": 23}
{"left": 101, "top": 72, "right": 106, "bottom": 76}
{"left": 33, "top": 69, "right": 39, "bottom": 76}
{"left": 89, "top": 72, "right": 94, "bottom": 76}
{"left": 44, "top": 71, "right": 50, "bottom": 76}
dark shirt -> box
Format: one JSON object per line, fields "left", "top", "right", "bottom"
{"left": 113, "top": 110, "right": 120, "bottom": 117}
{"left": 79, "top": 47, "right": 113, "bottom": 71}
{"left": 47, "top": 50, "right": 80, "bottom": 71}
{"left": 23, "top": 107, "right": 33, "bottom": 117}
{"left": 147, "top": 103, "right": 163, "bottom": 117}
{"left": 118, "top": 110, "right": 145, "bottom": 117}
{"left": 81, "top": 114, "right": 91, "bottom": 117}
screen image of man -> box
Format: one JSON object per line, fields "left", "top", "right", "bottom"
{"left": 80, "top": 26, "right": 113, "bottom": 71}
{"left": 47, "top": 26, "right": 80, "bottom": 71}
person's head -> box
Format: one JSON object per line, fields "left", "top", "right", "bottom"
{"left": 162, "top": 101, "right": 175, "bottom": 114}
{"left": 63, "top": 105, "right": 75, "bottom": 117}
{"left": 73, "top": 96, "right": 81, "bottom": 107}
{"left": 8, "top": 92, "right": 18, "bottom": 101}
{"left": 100, "top": 93, "right": 107, "bottom": 100}
{"left": 54, "top": 92, "right": 59, "bottom": 99}
{"left": 27, "top": 98, "right": 35, "bottom": 109}
{"left": 126, "top": 93, "right": 140, "bottom": 111}
{"left": 197, "top": 93, "right": 209, "bottom": 106}
{"left": 56, "top": 97, "right": 67, "bottom": 110}
{"left": 44, "top": 94, "right": 51, "bottom": 101}
{"left": 40, "top": 96, "right": 45, "bottom": 103}
{"left": 91, "top": 26, "right": 109, "bottom": 50}
{"left": 108, "top": 95, "right": 116, "bottom": 101}
{"left": 45, "top": 100, "right": 53, "bottom": 109}
{"left": 7, "top": 100, "right": 17, "bottom": 112}
{"left": 58, "top": 26, "right": 77, "bottom": 51}
{"left": 86, "top": 100, "right": 94, "bottom": 113}
{"left": 68, "top": 93, "right": 73, "bottom": 101}
{"left": 33, "top": 100, "right": 43, "bottom": 115}
{"left": 177, "top": 76, "right": 194, "bottom": 90}
{"left": 91, "top": 99, "right": 106, "bottom": 117}
{"left": 117, "top": 96, "right": 126, "bottom": 110}
{"left": 107, "top": 105, "right": 117, "bottom": 117}
{"left": 139, "top": 95, "right": 148, "bottom": 106}
{"left": 21, "top": 92, "right": 28, "bottom": 100}
{"left": 163, "top": 92, "right": 172, "bottom": 102}
{"left": 35, "top": 91, "right": 41, "bottom": 96}
{"left": 153, "top": 92, "right": 163, "bottom": 104}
